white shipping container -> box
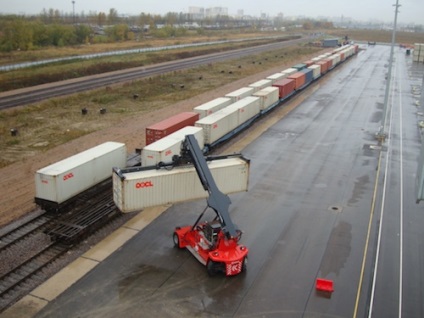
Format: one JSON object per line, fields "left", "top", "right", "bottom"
{"left": 113, "top": 157, "right": 250, "bottom": 212}
{"left": 195, "top": 107, "right": 239, "bottom": 144}
{"left": 193, "top": 97, "right": 232, "bottom": 118}
{"left": 35, "top": 142, "right": 127, "bottom": 204}
{"left": 225, "top": 96, "right": 260, "bottom": 124}
{"left": 141, "top": 126, "right": 204, "bottom": 166}
{"left": 225, "top": 87, "right": 255, "bottom": 102}
{"left": 311, "top": 57, "right": 321, "bottom": 62}
{"left": 308, "top": 65, "right": 321, "bottom": 79}
{"left": 266, "top": 73, "right": 286, "bottom": 84}
{"left": 282, "top": 68, "right": 298, "bottom": 76}
{"left": 253, "top": 86, "right": 279, "bottom": 110}
{"left": 248, "top": 79, "right": 272, "bottom": 92}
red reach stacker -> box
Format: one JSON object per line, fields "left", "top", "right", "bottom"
{"left": 171, "top": 135, "right": 248, "bottom": 276}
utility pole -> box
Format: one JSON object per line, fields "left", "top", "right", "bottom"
{"left": 72, "top": 1, "right": 76, "bottom": 24}
{"left": 376, "top": 0, "right": 401, "bottom": 142}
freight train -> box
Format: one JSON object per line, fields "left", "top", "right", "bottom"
{"left": 34, "top": 44, "right": 359, "bottom": 213}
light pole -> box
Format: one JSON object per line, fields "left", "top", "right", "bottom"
{"left": 376, "top": 0, "right": 401, "bottom": 142}
{"left": 72, "top": 1, "right": 75, "bottom": 24}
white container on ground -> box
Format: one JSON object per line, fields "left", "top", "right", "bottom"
{"left": 193, "top": 97, "right": 232, "bottom": 119}
{"left": 253, "top": 87, "right": 279, "bottom": 110}
{"left": 35, "top": 142, "right": 127, "bottom": 205}
{"left": 225, "top": 87, "right": 255, "bottom": 103}
{"left": 141, "top": 126, "right": 204, "bottom": 166}
{"left": 248, "top": 79, "right": 272, "bottom": 92}
{"left": 113, "top": 157, "right": 250, "bottom": 212}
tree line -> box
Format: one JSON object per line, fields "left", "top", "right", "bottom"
{"left": 0, "top": 8, "right": 335, "bottom": 52}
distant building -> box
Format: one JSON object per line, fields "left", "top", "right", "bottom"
{"left": 322, "top": 38, "right": 339, "bottom": 47}
{"left": 205, "top": 7, "right": 228, "bottom": 18}
{"left": 236, "top": 10, "right": 244, "bottom": 18}
{"left": 189, "top": 7, "right": 204, "bottom": 20}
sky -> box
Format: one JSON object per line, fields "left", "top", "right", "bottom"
{"left": 2, "top": 0, "right": 423, "bottom": 24}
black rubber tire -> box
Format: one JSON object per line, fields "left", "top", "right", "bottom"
{"left": 242, "top": 256, "right": 248, "bottom": 272}
{"left": 173, "top": 232, "right": 180, "bottom": 248}
{"left": 206, "top": 260, "right": 217, "bottom": 276}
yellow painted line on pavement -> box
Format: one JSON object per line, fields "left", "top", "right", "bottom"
{"left": 352, "top": 147, "right": 383, "bottom": 318}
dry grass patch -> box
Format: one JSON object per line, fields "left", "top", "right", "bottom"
{"left": 0, "top": 44, "right": 323, "bottom": 168}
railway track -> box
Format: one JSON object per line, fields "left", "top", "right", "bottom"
{"left": 0, "top": 242, "right": 68, "bottom": 304}
{"left": 0, "top": 179, "right": 127, "bottom": 312}
{"left": 0, "top": 37, "right": 307, "bottom": 110}
{"left": 0, "top": 213, "right": 53, "bottom": 253}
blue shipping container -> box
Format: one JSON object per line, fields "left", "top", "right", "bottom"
{"left": 300, "top": 68, "right": 313, "bottom": 84}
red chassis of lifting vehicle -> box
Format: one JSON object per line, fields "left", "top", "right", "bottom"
{"left": 173, "top": 219, "right": 248, "bottom": 276}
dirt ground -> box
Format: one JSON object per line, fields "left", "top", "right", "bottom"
{"left": 0, "top": 61, "right": 302, "bottom": 228}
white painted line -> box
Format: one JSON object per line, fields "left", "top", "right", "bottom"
{"left": 368, "top": 53, "right": 397, "bottom": 318}
{"left": 398, "top": 57, "right": 404, "bottom": 318}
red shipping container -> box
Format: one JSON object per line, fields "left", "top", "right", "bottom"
{"left": 340, "top": 53, "right": 345, "bottom": 61}
{"left": 316, "top": 61, "right": 328, "bottom": 74}
{"left": 272, "top": 78, "right": 295, "bottom": 99}
{"left": 324, "top": 58, "right": 333, "bottom": 69}
{"left": 145, "top": 112, "right": 200, "bottom": 145}
{"left": 303, "top": 60, "right": 314, "bottom": 67}
{"left": 287, "top": 72, "right": 306, "bottom": 90}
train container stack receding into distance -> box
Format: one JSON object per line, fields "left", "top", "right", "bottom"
{"left": 33, "top": 44, "right": 359, "bottom": 213}
{"left": 145, "top": 112, "right": 199, "bottom": 145}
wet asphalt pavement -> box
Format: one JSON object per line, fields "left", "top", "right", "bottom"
{"left": 34, "top": 45, "right": 424, "bottom": 318}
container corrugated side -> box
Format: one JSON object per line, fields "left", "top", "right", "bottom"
{"left": 141, "top": 126, "right": 204, "bottom": 166}
{"left": 300, "top": 68, "right": 313, "bottom": 84}
{"left": 193, "top": 97, "right": 232, "bottom": 118}
{"left": 224, "top": 96, "right": 260, "bottom": 124}
{"left": 272, "top": 78, "right": 295, "bottom": 99}
{"left": 308, "top": 65, "right": 321, "bottom": 79}
{"left": 316, "top": 61, "right": 328, "bottom": 74}
{"left": 253, "top": 87, "right": 279, "bottom": 110}
{"left": 145, "top": 112, "right": 199, "bottom": 145}
{"left": 195, "top": 108, "right": 239, "bottom": 144}
{"left": 113, "top": 157, "right": 250, "bottom": 212}
{"left": 225, "top": 87, "right": 255, "bottom": 102}
{"left": 248, "top": 79, "right": 272, "bottom": 92}
{"left": 287, "top": 72, "right": 306, "bottom": 90}
{"left": 35, "top": 142, "right": 127, "bottom": 204}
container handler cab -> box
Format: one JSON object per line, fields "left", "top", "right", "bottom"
{"left": 171, "top": 135, "right": 248, "bottom": 276}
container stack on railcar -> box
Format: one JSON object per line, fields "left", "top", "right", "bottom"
{"left": 145, "top": 112, "right": 199, "bottom": 145}
{"left": 34, "top": 44, "right": 360, "bottom": 213}
{"left": 141, "top": 126, "right": 204, "bottom": 166}
{"left": 34, "top": 142, "right": 127, "bottom": 212}
{"left": 193, "top": 97, "right": 232, "bottom": 119}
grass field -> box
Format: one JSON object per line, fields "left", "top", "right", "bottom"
{"left": 0, "top": 44, "right": 322, "bottom": 168}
